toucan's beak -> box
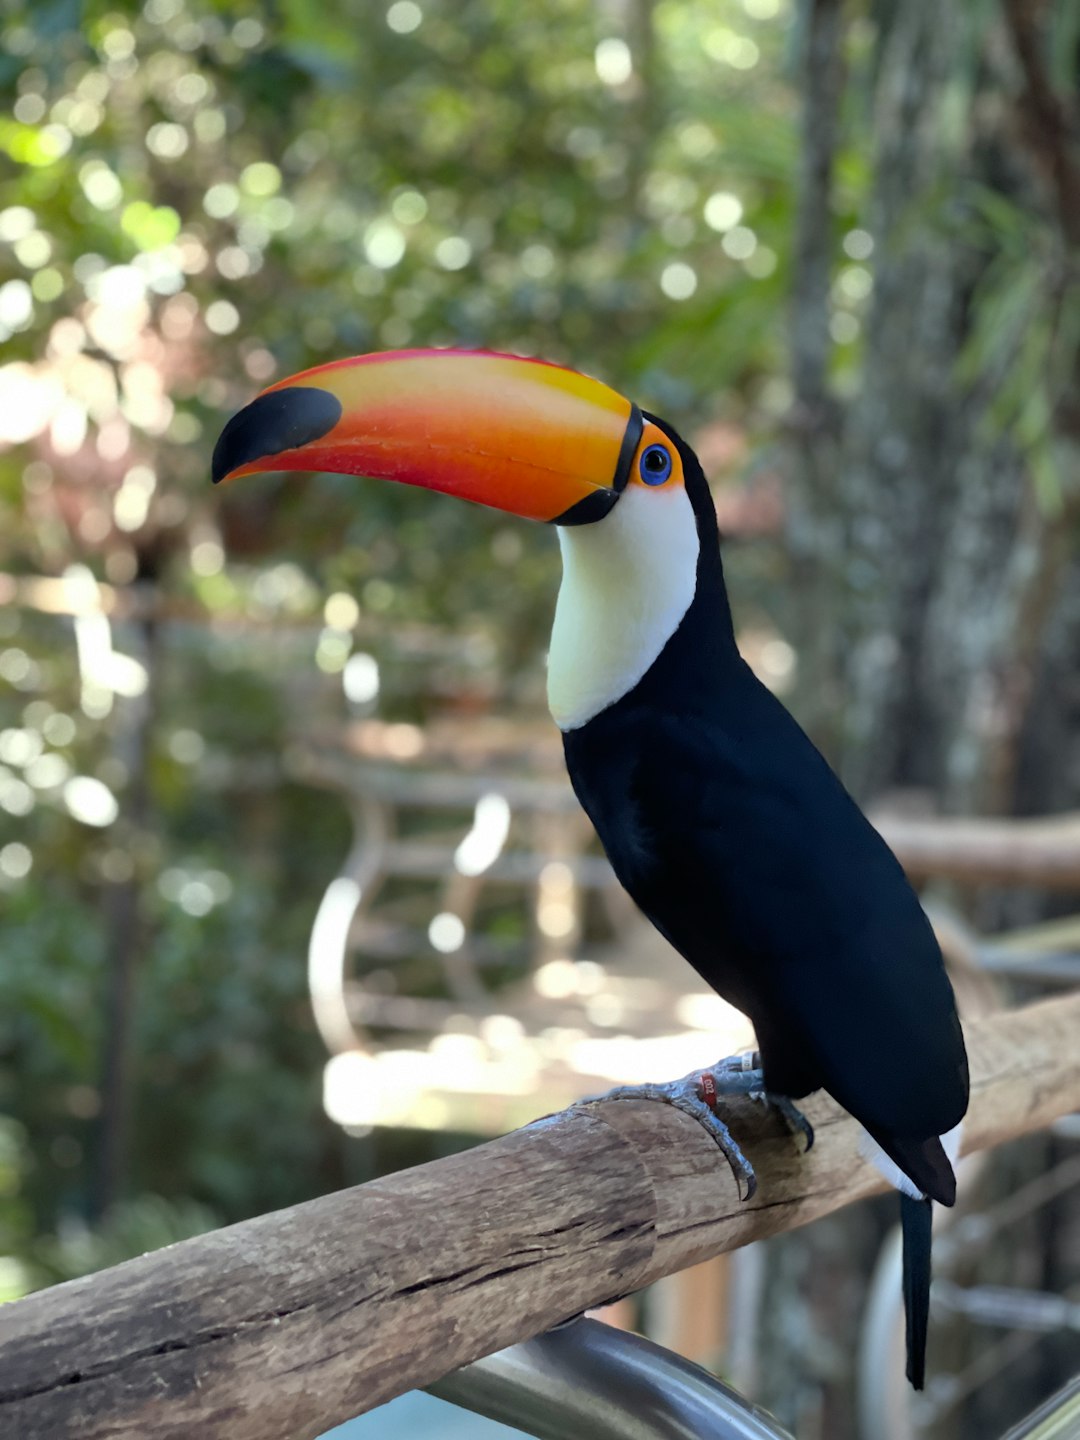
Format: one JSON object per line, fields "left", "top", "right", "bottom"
{"left": 212, "top": 348, "right": 643, "bottom": 525}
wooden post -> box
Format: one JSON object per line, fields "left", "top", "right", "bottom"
{"left": 1, "top": 994, "right": 1078, "bottom": 1440}
{"left": 873, "top": 810, "right": 1080, "bottom": 888}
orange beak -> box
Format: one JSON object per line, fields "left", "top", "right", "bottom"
{"left": 212, "top": 348, "right": 643, "bottom": 525}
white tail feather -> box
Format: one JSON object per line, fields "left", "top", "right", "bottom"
{"left": 858, "top": 1120, "right": 965, "bottom": 1200}
{"left": 858, "top": 1128, "right": 925, "bottom": 1199}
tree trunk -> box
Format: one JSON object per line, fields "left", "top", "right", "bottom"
{"left": 786, "top": 0, "right": 1079, "bottom": 828}
{"left": 771, "top": 3, "right": 1080, "bottom": 1433}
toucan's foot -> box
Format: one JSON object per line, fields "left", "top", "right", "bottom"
{"left": 576, "top": 1072, "right": 758, "bottom": 1201}
{"left": 575, "top": 1051, "right": 814, "bottom": 1202}
{"left": 696, "top": 1053, "right": 815, "bottom": 1154}
{"left": 763, "top": 1093, "right": 815, "bottom": 1153}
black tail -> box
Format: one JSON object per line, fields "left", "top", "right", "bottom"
{"left": 900, "top": 1194, "right": 933, "bottom": 1389}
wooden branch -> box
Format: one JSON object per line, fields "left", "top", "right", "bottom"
{"left": 2, "top": 994, "right": 1078, "bottom": 1440}
{"left": 873, "top": 810, "right": 1080, "bottom": 888}
{"left": 298, "top": 735, "right": 1080, "bottom": 891}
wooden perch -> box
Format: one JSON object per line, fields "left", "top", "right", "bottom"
{"left": 2, "top": 993, "right": 1079, "bottom": 1440}
{"left": 873, "top": 811, "right": 1080, "bottom": 888}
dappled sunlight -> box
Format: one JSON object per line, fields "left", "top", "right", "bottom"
{"left": 453, "top": 793, "right": 511, "bottom": 877}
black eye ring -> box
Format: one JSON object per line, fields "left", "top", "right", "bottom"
{"left": 639, "top": 443, "right": 673, "bottom": 485}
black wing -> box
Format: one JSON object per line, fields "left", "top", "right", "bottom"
{"left": 565, "top": 680, "right": 969, "bottom": 1143}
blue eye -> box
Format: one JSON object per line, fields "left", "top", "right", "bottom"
{"left": 639, "top": 443, "right": 672, "bottom": 485}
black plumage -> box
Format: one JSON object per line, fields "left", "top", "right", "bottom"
{"left": 213, "top": 352, "right": 970, "bottom": 1388}
{"left": 563, "top": 416, "right": 969, "bottom": 1384}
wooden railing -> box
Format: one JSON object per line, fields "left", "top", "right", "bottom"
{"left": 1, "top": 993, "right": 1078, "bottom": 1440}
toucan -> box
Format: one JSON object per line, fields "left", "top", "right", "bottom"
{"left": 213, "top": 348, "right": 969, "bottom": 1390}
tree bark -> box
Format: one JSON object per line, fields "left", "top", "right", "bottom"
{"left": 784, "top": 0, "right": 1080, "bottom": 852}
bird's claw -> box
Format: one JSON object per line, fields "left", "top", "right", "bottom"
{"left": 696, "top": 1055, "right": 816, "bottom": 1154}
{"left": 574, "top": 1051, "right": 815, "bottom": 1200}
{"left": 753, "top": 1091, "right": 815, "bottom": 1153}
{"left": 575, "top": 1074, "right": 758, "bottom": 1202}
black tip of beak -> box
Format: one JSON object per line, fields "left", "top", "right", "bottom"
{"left": 211, "top": 386, "right": 343, "bottom": 484}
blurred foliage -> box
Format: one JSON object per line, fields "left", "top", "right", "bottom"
{"left": 0, "top": 0, "right": 828, "bottom": 1295}
{"left": 956, "top": 183, "right": 1080, "bottom": 510}
{"left": 0, "top": 0, "right": 817, "bottom": 648}
{"left": 34, "top": 1192, "right": 219, "bottom": 1291}
{"left": 0, "top": 0, "right": 861, "bottom": 757}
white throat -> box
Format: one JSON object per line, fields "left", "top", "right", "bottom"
{"left": 547, "top": 484, "right": 700, "bottom": 731}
